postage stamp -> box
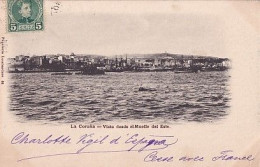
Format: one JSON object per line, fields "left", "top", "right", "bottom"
{"left": 8, "top": 0, "right": 43, "bottom": 32}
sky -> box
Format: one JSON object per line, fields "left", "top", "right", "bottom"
{"left": 7, "top": 1, "right": 232, "bottom": 58}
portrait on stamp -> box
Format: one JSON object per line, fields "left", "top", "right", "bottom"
{"left": 8, "top": 0, "right": 43, "bottom": 32}
{"left": 17, "top": 0, "right": 34, "bottom": 23}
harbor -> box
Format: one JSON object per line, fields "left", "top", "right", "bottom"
{"left": 8, "top": 53, "right": 231, "bottom": 124}
{"left": 7, "top": 53, "right": 231, "bottom": 74}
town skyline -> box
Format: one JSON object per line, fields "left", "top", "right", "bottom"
{"left": 8, "top": 51, "right": 230, "bottom": 73}
{"left": 10, "top": 51, "right": 225, "bottom": 59}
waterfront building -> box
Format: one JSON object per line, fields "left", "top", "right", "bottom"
{"left": 154, "top": 58, "right": 161, "bottom": 67}
{"left": 134, "top": 58, "right": 148, "bottom": 67}
{"left": 30, "top": 56, "right": 43, "bottom": 67}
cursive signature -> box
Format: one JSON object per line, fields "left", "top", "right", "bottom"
{"left": 11, "top": 132, "right": 71, "bottom": 144}
{"left": 11, "top": 132, "right": 178, "bottom": 162}
{"left": 11, "top": 132, "right": 255, "bottom": 163}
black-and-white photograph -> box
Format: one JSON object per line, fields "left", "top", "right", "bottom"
{"left": 7, "top": 13, "right": 231, "bottom": 124}
{"left": 1, "top": 2, "right": 259, "bottom": 167}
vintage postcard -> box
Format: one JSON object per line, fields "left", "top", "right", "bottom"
{"left": 0, "top": 1, "right": 259, "bottom": 167}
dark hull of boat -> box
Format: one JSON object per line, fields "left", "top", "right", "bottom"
{"left": 82, "top": 71, "right": 105, "bottom": 75}
{"left": 51, "top": 72, "right": 73, "bottom": 75}
{"left": 76, "top": 70, "right": 105, "bottom": 75}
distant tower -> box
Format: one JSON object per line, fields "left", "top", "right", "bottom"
{"left": 120, "top": 57, "right": 123, "bottom": 67}
{"left": 165, "top": 51, "right": 168, "bottom": 57}
{"left": 115, "top": 56, "right": 118, "bottom": 68}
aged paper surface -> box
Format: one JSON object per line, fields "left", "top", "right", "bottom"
{"left": 0, "top": 1, "right": 259, "bottom": 167}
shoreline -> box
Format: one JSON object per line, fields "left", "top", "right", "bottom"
{"left": 8, "top": 68, "right": 229, "bottom": 74}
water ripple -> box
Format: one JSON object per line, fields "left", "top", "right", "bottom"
{"left": 9, "top": 71, "right": 231, "bottom": 124}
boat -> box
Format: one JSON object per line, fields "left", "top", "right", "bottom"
{"left": 51, "top": 72, "right": 73, "bottom": 75}
{"left": 78, "top": 65, "right": 105, "bottom": 75}
{"left": 138, "top": 87, "right": 156, "bottom": 92}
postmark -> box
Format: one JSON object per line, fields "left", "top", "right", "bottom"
{"left": 8, "top": 0, "right": 43, "bottom": 32}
